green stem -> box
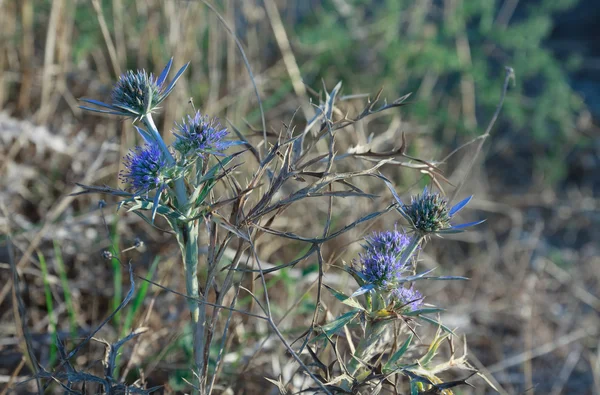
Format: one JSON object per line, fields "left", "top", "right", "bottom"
{"left": 139, "top": 117, "right": 203, "bottom": 391}
{"left": 177, "top": 220, "right": 203, "bottom": 393}
{"left": 142, "top": 114, "right": 188, "bottom": 209}
{"left": 347, "top": 320, "right": 387, "bottom": 377}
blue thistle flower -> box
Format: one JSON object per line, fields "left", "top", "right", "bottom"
{"left": 120, "top": 144, "right": 170, "bottom": 193}
{"left": 397, "top": 187, "right": 484, "bottom": 235}
{"left": 364, "top": 227, "right": 411, "bottom": 258}
{"left": 79, "top": 58, "right": 188, "bottom": 120}
{"left": 391, "top": 286, "right": 423, "bottom": 312}
{"left": 172, "top": 111, "right": 231, "bottom": 158}
{"left": 359, "top": 228, "right": 412, "bottom": 288}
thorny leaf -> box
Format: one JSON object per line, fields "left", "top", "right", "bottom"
{"left": 264, "top": 376, "right": 288, "bottom": 394}
{"left": 324, "top": 284, "right": 365, "bottom": 310}
{"left": 383, "top": 334, "right": 414, "bottom": 373}
{"left": 312, "top": 310, "right": 361, "bottom": 343}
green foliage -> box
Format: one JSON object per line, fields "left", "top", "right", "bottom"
{"left": 52, "top": 240, "right": 77, "bottom": 338}
{"left": 295, "top": 0, "right": 585, "bottom": 183}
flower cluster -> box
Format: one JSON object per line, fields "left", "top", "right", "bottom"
{"left": 391, "top": 286, "right": 423, "bottom": 312}
{"left": 359, "top": 227, "right": 411, "bottom": 288}
{"left": 173, "top": 111, "right": 230, "bottom": 158}
{"left": 119, "top": 144, "right": 170, "bottom": 193}
{"left": 365, "top": 228, "right": 411, "bottom": 257}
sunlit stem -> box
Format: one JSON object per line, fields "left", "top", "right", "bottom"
{"left": 174, "top": 220, "right": 202, "bottom": 393}
{"left": 347, "top": 320, "right": 387, "bottom": 377}
{"left": 142, "top": 114, "right": 188, "bottom": 210}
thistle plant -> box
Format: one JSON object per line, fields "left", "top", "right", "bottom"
{"left": 77, "top": 58, "right": 234, "bottom": 393}
{"left": 71, "top": 54, "right": 434, "bottom": 394}
{"left": 66, "top": 52, "right": 506, "bottom": 393}
{"left": 315, "top": 190, "right": 486, "bottom": 394}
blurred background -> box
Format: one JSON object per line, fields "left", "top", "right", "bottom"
{"left": 0, "top": 0, "right": 598, "bottom": 394}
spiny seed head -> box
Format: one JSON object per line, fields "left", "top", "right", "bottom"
{"left": 79, "top": 58, "right": 188, "bottom": 120}
{"left": 359, "top": 228, "right": 412, "bottom": 288}
{"left": 173, "top": 111, "right": 230, "bottom": 158}
{"left": 111, "top": 70, "right": 164, "bottom": 117}
{"left": 391, "top": 286, "right": 423, "bottom": 312}
{"left": 120, "top": 144, "right": 170, "bottom": 193}
{"left": 402, "top": 187, "right": 451, "bottom": 233}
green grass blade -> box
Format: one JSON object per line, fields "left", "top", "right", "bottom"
{"left": 111, "top": 220, "right": 122, "bottom": 328}
{"left": 38, "top": 251, "right": 57, "bottom": 365}
{"left": 121, "top": 255, "right": 160, "bottom": 337}
{"left": 115, "top": 255, "right": 161, "bottom": 375}
{"left": 53, "top": 240, "right": 76, "bottom": 338}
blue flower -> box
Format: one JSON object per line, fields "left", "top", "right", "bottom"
{"left": 359, "top": 228, "right": 412, "bottom": 288}
{"left": 172, "top": 111, "right": 231, "bottom": 158}
{"left": 396, "top": 187, "right": 484, "bottom": 235}
{"left": 391, "top": 286, "right": 423, "bottom": 312}
{"left": 79, "top": 58, "right": 188, "bottom": 120}
{"left": 364, "top": 226, "right": 411, "bottom": 257}
{"left": 120, "top": 144, "right": 170, "bottom": 193}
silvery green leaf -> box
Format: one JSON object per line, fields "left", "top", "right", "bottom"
{"left": 312, "top": 310, "right": 360, "bottom": 342}
{"left": 418, "top": 315, "right": 455, "bottom": 335}
{"left": 161, "top": 62, "right": 189, "bottom": 99}
{"left": 449, "top": 195, "right": 473, "bottom": 216}
{"left": 350, "top": 283, "right": 375, "bottom": 298}
{"left": 384, "top": 334, "right": 413, "bottom": 372}
{"left": 399, "top": 268, "right": 437, "bottom": 282}
{"left": 403, "top": 307, "right": 444, "bottom": 317}
{"left": 151, "top": 185, "right": 164, "bottom": 223}
{"left": 324, "top": 285, "right": 366, "bottom": 310}
{"left": 126, "top": 199, "right": 187, "bottom": 221}
{"left": 133, "top": 126, "right": 155, "bottom": 145}
{"left": 156, "top": 57, "right": 173, "bottom": 86}
{"left": 340, "top": 265, "right": 368, "bottom": 286}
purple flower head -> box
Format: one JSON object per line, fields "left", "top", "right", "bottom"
{"left": 398, "top": 186, "right": 484, "bottom": 235}
{"left": 359, "top": 227, "right": 412, "bottom": 288}
{"left": 364, "top": 226, "right": 411, "bottom": 257}
{"left": 391, "top": 286, "right": 423, "bottom": 312}
{"left": 79, "top": 58, "right": 188, "bottom": 120}
{"left": 173, "top": 111, "right": 231, "bottom": 158}
{"left": 120, "top": 144, "right": 170, "bottom": 193}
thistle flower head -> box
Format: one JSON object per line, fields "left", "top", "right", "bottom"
{"left": 391, "top": 286, "right": 423, "bottom": 312}
{"left": 359, "top": 228, "right": 412, "bottom": 288}
{"left": 110, "top": 70, "right": 163, "bottom": 116}
{"left": 402, "top": 187, "right": 451, "bottom": 233}
{"left": 398, "top": 187, "right": 484, "bottom": 235}
{"left": 79, "top": 58, "right": 188, "bottom": 120}
{"left": 120, "top": 144, "right": 171, "bottom": 193}
{"left": 364, "top": 226, "right": 411, "bottom": 257}
{"left": 172, "top": 111, "right": 230, "bottom": 158}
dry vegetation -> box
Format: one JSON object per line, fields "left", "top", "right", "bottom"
{"left": 1, "top": 1, "right": 599, "bottom": 394}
